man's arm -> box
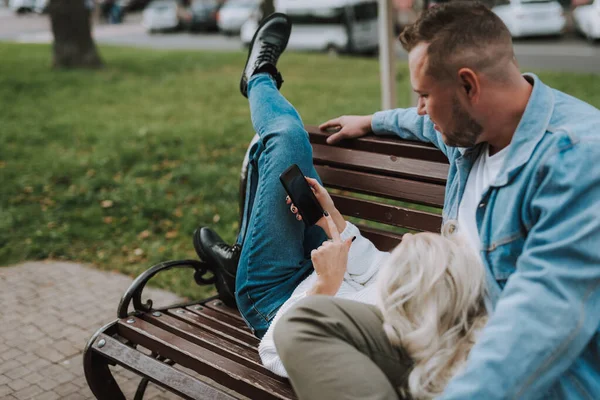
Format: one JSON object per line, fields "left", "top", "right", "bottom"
{"left": 371, "top": 108, "right": 450, "bottom": 157}
{"left": 440, "top": 140, "right": 600, "bottom": 399}
{"left": 321, "top": 108, "right": 450, "bottom": 157}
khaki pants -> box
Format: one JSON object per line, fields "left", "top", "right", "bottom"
{"left": 274, "top": 296, "right": 413, "bottom": 400}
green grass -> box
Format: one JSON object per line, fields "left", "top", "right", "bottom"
{"left": 1, "top": 42, "right": 599, "bottom": 299}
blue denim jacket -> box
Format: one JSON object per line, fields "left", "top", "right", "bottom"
{"left": 371, "top": 74, "right": 600, "bottom": 399}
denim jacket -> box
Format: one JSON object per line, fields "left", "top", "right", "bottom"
{"left": 371, "top": 74, "right": 600, "bottom": 399}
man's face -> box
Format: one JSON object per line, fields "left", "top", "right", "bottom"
{"left": 408, "top": 43, "right": 483, "bottom": 148}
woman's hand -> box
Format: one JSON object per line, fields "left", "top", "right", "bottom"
{"left": 286, "top": 177, "right": 346, "bottom": 237}
{"left": 308, "top": 214, "right": 354, "bottom": 296}
{"left": 319, "top": 115, "right": 374, "bottom": 145}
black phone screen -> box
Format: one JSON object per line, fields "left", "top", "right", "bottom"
{"left": 279, "top": 164, "right": 324, "bottom": 226}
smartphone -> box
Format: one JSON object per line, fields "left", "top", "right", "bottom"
{"left": 279, "top": 164, "right": 324, "bottom": 226}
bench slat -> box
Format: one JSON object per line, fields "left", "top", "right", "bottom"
{"left": 312, "top": 144, "right": 448, "bottom": 184}
{"left": 92, "top": 334, "right": 236, "bottom": 400}
{"left": 141, "top": 312, "right": 262, "bottom": 365}
{"left": 204, "top": 299, "right": 246, "bottom": 323}
{"left": 316, "top": 165, "right": 446, "bottom": 207}
{"left": 167, "top": 308, "right": 259, "bottom": 348}
{"left": 331, "top": 194, "right": 442, "bottom": 232}
{"left": 306, "top": 126, "right": 449, "bottom": 164}
{"left": 117, "top": 319, "right": 295, "bottom": 400}
{"left": 185, "top": 305, "right": 250, "bottom": 332}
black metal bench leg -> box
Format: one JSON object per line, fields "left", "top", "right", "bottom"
{"left": 83, "top": 321, "right": 127, "bottom": 400}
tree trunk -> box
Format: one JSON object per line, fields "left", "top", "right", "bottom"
{"left": 260, "top": 0, "right": 275, "bottom": 20}
{"left": 49, "top": 0, "right": 103, "bottom": 69}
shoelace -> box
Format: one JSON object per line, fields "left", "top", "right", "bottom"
{"left": 216, "top": 243, "right": 241, "bottom": 255}
{"left": 255, "top": 42, "right": 280, "bottom": 67}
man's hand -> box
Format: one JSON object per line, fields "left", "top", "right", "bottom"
{"left": 308, "top": 214, "right": 354, "bottom": 296}
{"left": 319, "top": 115, "right": 374, "bottom": 144}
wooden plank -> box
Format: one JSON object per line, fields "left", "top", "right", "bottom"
{"left": 141, "top": 312, "right": 262, "bottom": 366}
{"left": 306, "top": 126, "right": 448, "bottom": 163}
{"left": 92, "top": 334, "right": 236, "bottom": 400}
{"left": 185, "top": 305, "right": 250, "bottom": 332}
{"left": 203, "top": 299, "right": 245, "bottom": 323}
{"left": 116, "top": 319, "right": 295, "bottom": 400}
{"left": 313, "top": 144, "right": 448, "bottom": 184}
{"left": 331, "top": 194, "right": 442, "bottom": 232}
{"left": 316, "top": 165, "right": 446, "bottom": 207}
{"left": 168, "top": 308, "right": 260, "bottom": 348}
{"left": 358, "top": 225, "right": 404, "bottom": 252}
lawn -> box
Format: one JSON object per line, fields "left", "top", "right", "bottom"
{"left": 1, "top": 42, "right": 599, "bottom": 300}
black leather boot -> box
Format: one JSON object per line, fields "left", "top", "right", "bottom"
{"left": 193, "top": 227, "right": 241, "bottom": 308}
{"left": 240, "top": 12, "right": 292, "bottom": 98}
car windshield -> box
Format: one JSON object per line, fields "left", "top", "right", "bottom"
{"left": 222, "top": 0, "right": 257, "bottom": 8}
{"left": 287, "top": 8, "right": 346, "bottom": 24}
{"left": 150, "top": 0, "right": 175, "bottom": 9}
{"left": 191, "top": 0, "right": 217, "bottom": 9}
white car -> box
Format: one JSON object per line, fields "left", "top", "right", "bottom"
{"left": 492, "top": 0, "right": 566, "bottom": 38}
{"left": 241, "top": 0, "right": 379, "bottom": 55}
{"left": 573, "top": 0, "right": 600, "bottom": 41}
{"left": 8, "top": 0, "right": 35, "bottom": 12}
{"left": 217, "top": 0, "right": 259, "bottom": 35}
{"left": 142, "top": 0, "right": 179, "bottom": 32}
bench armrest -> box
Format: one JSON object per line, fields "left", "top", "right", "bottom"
{"left": 117, "top": 259, "right": 215, "bottom": 318}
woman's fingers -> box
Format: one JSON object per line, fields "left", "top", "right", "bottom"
{"left": 290, "top": 204, "right": 298, "bottom": 214}
{"left": 285, "top": 195, "right": 291, "bottom": 205}
{"left": 325, "top": 214, "right": 341, "bottom": 242}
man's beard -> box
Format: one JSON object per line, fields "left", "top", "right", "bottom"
{"left": 443, "top": 97, "right": 483, "bottom": 148}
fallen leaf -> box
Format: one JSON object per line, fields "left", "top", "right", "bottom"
{"left": 101, "top": 200, "right": 114, "bottom": 208}
{"left": 138, "top": 230, "right": 151, "bottom": 239}
{"left": 173, "top": 208, "right": 183, "bottom": 218}
{"left": 165, "top": 230, "right": 178, "bottom": 239}
{"left": 134, "top": 248, "right": 144, "bottom": 256}
{"left": 213, "top": 214, "right": 221, "bottom": 223}
{"left": 103, "top": 217, "right": 113, "bottom": 224}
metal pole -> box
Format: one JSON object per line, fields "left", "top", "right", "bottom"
{"left": 378, "top": 0, "right": 397, "bottom": 110}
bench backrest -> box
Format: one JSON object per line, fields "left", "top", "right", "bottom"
{"left": 240, "top": 125, "right": 449, "bottom": 251}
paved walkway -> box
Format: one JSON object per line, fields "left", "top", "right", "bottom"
{"left": 0, "top": 261, "right": 185, "bottom": 400}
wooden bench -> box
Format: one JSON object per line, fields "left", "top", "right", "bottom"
{"left": 83, "top": 125, "right": 449, "bottom": 400}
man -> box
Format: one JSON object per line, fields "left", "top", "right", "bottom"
{"left": 271, "top": 2, "right": 600, "bottom": 400}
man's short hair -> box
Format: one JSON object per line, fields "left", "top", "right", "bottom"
{"left": 400, "top": 1, "right": 514, "bottom": 81}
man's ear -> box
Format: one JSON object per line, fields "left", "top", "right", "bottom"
{"left": 457, "top": 68, "right": 479, "bottom": 102}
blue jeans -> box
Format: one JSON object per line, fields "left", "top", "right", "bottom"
{"left": 235, "top": 74, "right": 328, "bottom": 338}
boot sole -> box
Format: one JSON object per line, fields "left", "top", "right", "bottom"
{"left": 240, "top": 12, "right": 292, "bottom": 97}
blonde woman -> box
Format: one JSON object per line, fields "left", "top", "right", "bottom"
{"left": 258, "top": 178, "right": 487, "bottom": 400}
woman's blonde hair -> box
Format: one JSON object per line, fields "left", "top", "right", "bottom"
{"left": 376, "top": 230, "right": 487, "bottom": 399}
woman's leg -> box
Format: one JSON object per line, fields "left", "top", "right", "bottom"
{"left": 274, "top": 296, "right": 412, "bottom": 400}
{"left": 236, "top": 73, "right": 328, "bottom": 338}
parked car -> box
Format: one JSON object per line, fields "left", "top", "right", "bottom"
{"left": 121, "top": 0, "right": 152, "bottom": 10}
{"left": 241, "top": 0, "right": 379, "bottom": 55}
{"left": 492, "top": 0, "right": 566, "bottom": 38}
{"left": 573, "top": 0, "right": 600, "bottom": 41}
{"left": 142, "top": 0, "right": 180, "bottom": 32}
{"left": 8, "top": 0, "right": 35, "bottom": 13}
{"left": 179, "top": 0, "right": 222, "bottom": 32}
{"left": 217, "top": 0, "right": 259, "bottom": 35}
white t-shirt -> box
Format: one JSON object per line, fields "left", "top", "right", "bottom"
{"left": 458, "top": 144, "right": 510, "bottom": 252}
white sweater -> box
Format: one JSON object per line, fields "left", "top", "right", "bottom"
{"left": 258, "top": 222, "right": 390, "bottom": 377}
